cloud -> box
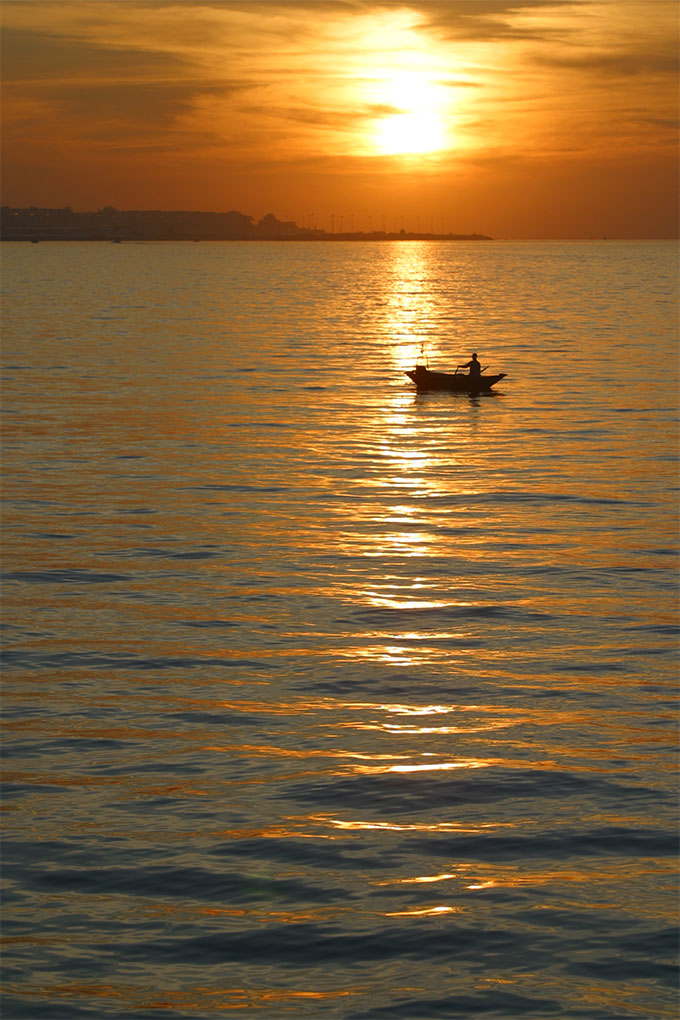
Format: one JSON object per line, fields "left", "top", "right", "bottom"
{"left": 1, "top": 27, "right": 192, "bottom": 81}
{"left": 1, "top": 20, "right": 264, "bottom": 147}
{"left": 354, "top": 0, "right": 586, "bottom": 42}
{"left": 246, "top": 101, "right": 402, "bottom": 129}
{"left": 531, "top": 48, "right": 680, "bottom": 79}
{"left": 56, "top": 81, "right": 249, "bottom": 127}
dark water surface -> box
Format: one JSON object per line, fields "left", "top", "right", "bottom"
{"left": 2, "top": 240, "right": 678, "bottom": 1018}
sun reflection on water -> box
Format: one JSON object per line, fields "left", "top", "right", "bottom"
{"left": 317, "top": 816, "right": 503, "bottom": 834}
{"left": 381, "top": 243, "right": 446, "bottom": 371}
{"left": 386, "top": 905, "right": 460, "bottom": 917}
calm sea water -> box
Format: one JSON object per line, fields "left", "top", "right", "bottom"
{"left": 1, "top": 240, "right": 678, "bottom": 1020}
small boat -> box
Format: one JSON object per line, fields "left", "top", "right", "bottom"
{"left": 406, "top": 364, "right": 506, "bottom": 393}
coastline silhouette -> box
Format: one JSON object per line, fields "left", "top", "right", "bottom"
{"left": 1, "top": 206, "right": 492, "bottom": 243}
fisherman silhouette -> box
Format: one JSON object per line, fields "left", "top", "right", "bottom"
{"left": 458, "top": 352, "right": 481, "bottom": 377}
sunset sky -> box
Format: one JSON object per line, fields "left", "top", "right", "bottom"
{"left": 2, "top": 0, "right": 678, "bottom": 238}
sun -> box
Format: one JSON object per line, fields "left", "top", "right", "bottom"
{"left": 370, "top": 71, "right": 451, "bottom": 156}
{"left": 375, "top": 111, "right": 446, "bottom": 155}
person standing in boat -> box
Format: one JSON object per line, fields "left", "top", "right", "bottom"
{"left": 458, "top": 352, "right": 481, "bottom": 377}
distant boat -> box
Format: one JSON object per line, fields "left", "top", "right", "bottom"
{"left": 406, "top": 363, "right": 506, "bottom": 393}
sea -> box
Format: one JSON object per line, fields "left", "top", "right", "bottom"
{"left": 1, "top": 239, "right": 678, "bottom": 1020}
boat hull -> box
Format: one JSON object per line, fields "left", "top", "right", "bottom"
{"left": 406, "top": 366, "right": 506, "bottom": 393}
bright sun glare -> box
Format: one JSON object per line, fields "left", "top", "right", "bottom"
{"left": 371, "top": 71, "right": 450, "bottom": 155}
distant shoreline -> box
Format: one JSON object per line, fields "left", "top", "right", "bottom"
{"left": 1, "top": 233, "right": 493, "bottom": 243}
{"left": 0, "top": 206, "right": 491, "bottom": 243}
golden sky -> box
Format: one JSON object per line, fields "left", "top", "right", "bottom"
{"left": 2, "top": 0, "right": 678, "bottom": 237}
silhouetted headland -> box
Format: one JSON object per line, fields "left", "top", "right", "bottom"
{"left": 1, "top": 206, "right": 492, "bottom": 242}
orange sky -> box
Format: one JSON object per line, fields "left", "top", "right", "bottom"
{"left": 2, "top": 0, "right": 678, "bottom": 238}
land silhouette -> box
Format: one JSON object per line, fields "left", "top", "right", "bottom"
{"left": 1, "top": 206, "right": 491, "bottom": 242}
